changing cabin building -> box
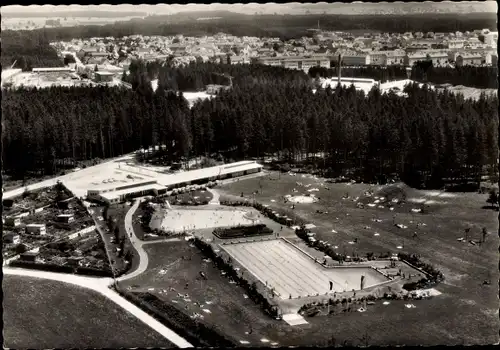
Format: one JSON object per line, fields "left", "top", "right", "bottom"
{"left": 85, "top": 161, "right": 263, "bottom": 204}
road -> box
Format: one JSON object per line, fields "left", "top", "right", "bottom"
{"left": 3, "top": 267, "right": 193, "bottom": 348}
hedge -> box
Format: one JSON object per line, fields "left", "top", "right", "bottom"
{"left": 213, "top": 224, "right": 273, "bottom": 239}
{"left": 398, "top": 252, "right": 444, "bottom": 286}
{"left": 9, "top": 260, "right": 113, "bottom": 277}
{"left": 220, "top": 199, "right": 305, "bottom": 227}
{"left": 114, "top": 288, "right": 235, "bottom": 347}
{"left": 75, "top": 266, "right": 113, "bottom": 277}
{"left": 9, "top": 260, "right": 76, "bottom": 273}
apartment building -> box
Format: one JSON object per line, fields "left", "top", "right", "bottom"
{"left": 484, "top": 32, "right": 498, "bottom": 48}
{"left": 455, "top": 53, "right": 484, "bottom": 67}
{"left": 341, "top": 53, "right": 371, "bottom": 66}
{"left": 369, "top": 51, "right": 388, "bottom": 66}
{"left": 448, "top": 40, "right": 465, "bottom": 50}
{"left": 257, "top": 55, "right": 331, "bottom": 71}
{"left": 404, "top": 52, "right": 449, "bottom": 67}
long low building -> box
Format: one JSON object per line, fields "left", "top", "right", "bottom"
{"left": 158, "top": 160, "right": 263, "bottom": 190}
{"left": 86, "top": 160, "right": 263, "bottom": 204}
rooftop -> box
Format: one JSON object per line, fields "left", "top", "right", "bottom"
{"left": 157, "top": 161, "right": 263, "bottom": 188}
{"left": 100, "top": 183, "right": 166, "bottom": 201}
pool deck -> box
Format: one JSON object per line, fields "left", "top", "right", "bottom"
{"left": 221, "top": 239, "right": 392, "bottom": 300}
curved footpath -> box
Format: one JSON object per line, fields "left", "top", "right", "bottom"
{"left": 3, "top": 267, "right": 193, "bottom": 348}
{"left": 3, "top": 191, "right": 193, "bottom": 347}
{"left": 118, "top": 198, "right": 181, "bottom": 281}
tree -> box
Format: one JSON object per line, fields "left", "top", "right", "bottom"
{"left": 114, "top": 225, "right": 120, "bottom": 241}
{"left": 63, "top": 54, "right": 76, "bottom": 65}
{"left": 15, "top": 243, "right": 28, "bottom": 254}
{"left": 486, "top": 190, "right": 498, "bottom": 208}
{"left": 482, "top": 227, "right": 488, "bottom": 243}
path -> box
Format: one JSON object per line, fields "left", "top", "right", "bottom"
{"left": 207, "top": 188, "right": 220, "bottom": 205}
{"left": 118, "top": 199, "right": 147, "bottom": 281}
{"left": 3, "top": 267, "right": 193, "bottom": 348}
{"left": 117, "top": 199, "right": 182, "bottom": 281}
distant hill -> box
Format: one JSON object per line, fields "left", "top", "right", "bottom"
{"left": 285, "top": 2, "right": 497, "bottom": 15}
{"left": 0, "top": 10, "right": 147, "bottom": 18}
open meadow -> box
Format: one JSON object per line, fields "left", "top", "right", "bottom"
{"left": 3, "top": 275, "right": 174, "bottom": 349}
{"left": 217, "top": 172, "right": 499, "bottom": 345}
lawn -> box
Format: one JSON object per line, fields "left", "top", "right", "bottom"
{"left": 3, "top": 275, "right": 174, "bottom": 349}
{"left": 164, "top": 189, "right": 213, "bottom": 205}
{"left": 119, "top": 240, "right": 296, "bottom": 347}
{"left": 216, "top": 172, "right": 499, "bottom": 345}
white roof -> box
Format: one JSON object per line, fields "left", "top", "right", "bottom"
{"left": 26, "top": 223, "right": 45, "bottom": 228}
{"left": 157, "top": 161, "right": 262, "bottom": 188}
{"left": 89, "top": 179, "right": 156, "bottom": 192}
{"left": 32, "top": 67, "right": 74, "bottom": 72}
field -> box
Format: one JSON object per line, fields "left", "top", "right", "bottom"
{"left": 149, "top": 207, "right": 261, "bottom": 233}
{"left": 3, "top": 275, "right": 174, "bottom": 349}
{"left": 119, "top": 240, "right": 293, "bottom": 346}
{"left": 221, "top": 239, "right": 389, "bottom": 299}
{"left": 119, "top": 235, "right": 498, "bottom": 346}
{"left": 216, "top": 171, "right": 499, "bottom": 345}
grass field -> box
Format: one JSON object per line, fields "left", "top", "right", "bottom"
{"left": 217, "top": 172, "right": 499, "bottom": 345}
{"left": 118, "top": 236, "right": 498, "bottom": 346}
{"left": 165, "top": 189, "right": 213, "bottom": 205}
{"left": 3, "top": 275, "right": 174, "bottom": 349}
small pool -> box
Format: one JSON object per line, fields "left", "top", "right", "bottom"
{"left": 324, "top": 267, "right": 390, "bottom": 292}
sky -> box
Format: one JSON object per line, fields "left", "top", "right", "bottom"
{"left": 2, "top": 2, "right": 498, "bottom": 15}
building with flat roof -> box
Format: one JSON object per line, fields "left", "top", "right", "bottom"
{"left": 57, "top": 214, "right": 74, "bottom": 223}
{"left": 158, "top": 160, "right": 263, "bottom": 189}
{"left": 84, "top": 160, "right": 263, "bottom": 204}
{"left": 32, "top": 67, "right": 75, "bottom": 73}
{"left": 94, "top": 71, "right": 115, "bottom": 83}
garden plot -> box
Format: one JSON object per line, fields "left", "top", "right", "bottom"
{"left": 150, "top": 207, "right": 261, "bottom": 233}
{"left": 221, "top": 239, "right": 389, "bottom": 299}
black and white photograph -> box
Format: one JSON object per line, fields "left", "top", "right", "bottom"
{"left": 1, "top": 1, "right": 499, "bottom": 348}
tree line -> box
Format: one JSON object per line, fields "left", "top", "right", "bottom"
{"left": 1, "top": 30, "right": 63, "bottom": 70}
{"left": 2, "top": 12, "right": 496, "bottom": 45}
{"left": 2, "top": 63, "right": 498, "bottom": 189}
{"left": 308, "top": 64, "right": 498, "bottom": 89}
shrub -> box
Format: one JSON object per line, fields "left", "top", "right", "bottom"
{"left": 10, "top": 260, "right": 75, "bottom": 273}
{"left": 115, "top": 289, "right": 234, "bottom": 347}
